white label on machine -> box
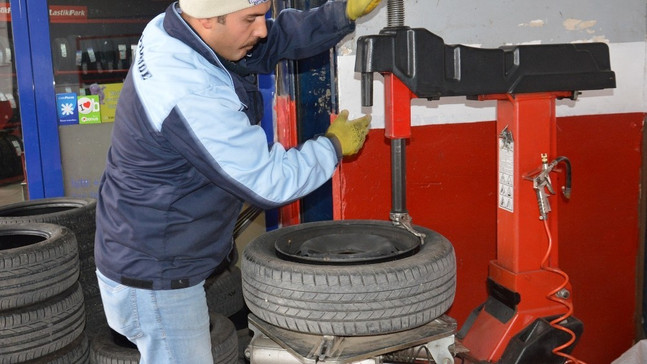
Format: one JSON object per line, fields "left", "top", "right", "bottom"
{"left": 498, "top": 127, "right": 514, "bottom": 212}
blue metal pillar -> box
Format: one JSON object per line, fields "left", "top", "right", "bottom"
{"left": 10, "top": 0, "right": 63, "bottom": 198}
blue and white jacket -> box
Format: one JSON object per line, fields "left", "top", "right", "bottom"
{"left": 95, "top": 1, "right": 355, "bottom": 290}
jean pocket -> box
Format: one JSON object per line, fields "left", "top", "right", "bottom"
{"left": 96, "top": 270, "right": 140, "bottom": 335}
{"left": 96, "top": 270, "right": 128, "bottom": 294}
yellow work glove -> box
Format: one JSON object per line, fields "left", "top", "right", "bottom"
{"left": 346, "top": 0, "right": 381, "bottom": 20}
{"left": 325, "top": 110, "right": 371, "bottom": 157}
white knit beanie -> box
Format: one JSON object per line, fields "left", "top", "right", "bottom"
{"left": 179, "top": 0, "right": 271, "bottom": 18}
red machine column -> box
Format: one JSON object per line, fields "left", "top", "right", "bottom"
{"left": 461, "top": 92, "right": 578, "bottom": 362}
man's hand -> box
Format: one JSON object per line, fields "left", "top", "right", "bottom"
{"left": 326, "top": 110, "right": 371, "bottom": 157}
{"left": 346, "top": 0, "right": 381, "bottom": 21}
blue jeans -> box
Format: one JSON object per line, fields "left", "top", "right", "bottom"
{"left": 96, "top": 270, "right": 213, "bottom": 364}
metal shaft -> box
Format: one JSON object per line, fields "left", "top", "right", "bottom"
{"left": 391, "top": 138, "right": 407, "bottom": 214}
{"left": 387, "top": 0, "right": 408, "bottom": 215}
{"left": 387, "top": 0, "right": 405, "bottom": 27}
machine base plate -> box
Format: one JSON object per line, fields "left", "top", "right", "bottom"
{"left": 247, "top": 314, "right": 457, "bottom": 364}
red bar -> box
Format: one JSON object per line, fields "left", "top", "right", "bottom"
{"left": 384, "top": 74, "right": 414, "bottom": 139}
{"left": 275, "top": 95, "right": 301, "bottom": 226}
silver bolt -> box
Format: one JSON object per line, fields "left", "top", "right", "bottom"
{"left": 555, "top": 288, "right": 570, "bottom": 299}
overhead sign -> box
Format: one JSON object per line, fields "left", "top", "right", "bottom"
{"left": 0, "top": 4, "right": 88, "bottom": 22}
{"left": 49, "top": 5, "right": 88, "bottom": 23}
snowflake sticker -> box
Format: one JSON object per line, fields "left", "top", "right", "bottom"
{"left": 56, "top": 92, "right": 79, "bottom": 125}
{"left": 60, "top": 102, "right": 75, "bottom": 116}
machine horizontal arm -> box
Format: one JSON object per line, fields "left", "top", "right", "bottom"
{"left": 356, "top": 27, "right": 616, "bottom": 104}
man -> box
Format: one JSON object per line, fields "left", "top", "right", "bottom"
{"left": 94, "top": 0, "right": 380, "bottom": 362}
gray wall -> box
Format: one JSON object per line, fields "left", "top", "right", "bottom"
{"left": 341, "top": 0, "right": 646, "bottom": 51}
{"left": 336, "top": 0, "right": 647, "bottom": 126}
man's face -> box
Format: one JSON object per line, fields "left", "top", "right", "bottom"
{"left": 200, "top": 2, "right": 271, "bottom": 61}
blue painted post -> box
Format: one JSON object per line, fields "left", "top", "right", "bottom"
{"left": 10, "top": 0, "right": 63, "bottom": 198}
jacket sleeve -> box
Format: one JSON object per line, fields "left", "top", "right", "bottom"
{"left": 161, "top": 83, "right": 340, "bottom": 209}
{"left": 245, "top": 1, "right": 355, "bottom": 74}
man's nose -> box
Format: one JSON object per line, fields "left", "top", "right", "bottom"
{"left": 253, "top": 17, "right": 268, "bottom": 39}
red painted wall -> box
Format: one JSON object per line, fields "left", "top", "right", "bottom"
{"left": 332, "top": 112, "right": 644, "bottom": 364}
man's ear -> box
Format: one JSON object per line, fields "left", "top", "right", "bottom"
{"left": 197, "top": 17, "right": 216, "bottom": 30}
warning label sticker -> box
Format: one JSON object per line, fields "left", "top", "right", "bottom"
{"left": 498, "top": 127, "right": 514, "bottom": 212}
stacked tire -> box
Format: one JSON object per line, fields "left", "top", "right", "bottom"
{"left": 0, "top": 198, "right": 101, "bottom": 328}
{"left": 0, "top": 197, "right": 245, "bottom": 363}
{"left": 0, "top": 223, "right": 88, "bottom": 363}
{"left": 241, "top": 220, "right": 457, "bottom": 336}
{"left": 90, "top": 313, "right": 238, "bottom": 364}
{"left": 0, "top": 199, "right": 97, "bottom": 363}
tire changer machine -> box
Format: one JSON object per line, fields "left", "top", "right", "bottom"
{"left": 244, "top": 1, "right": 616, "bottom": 363}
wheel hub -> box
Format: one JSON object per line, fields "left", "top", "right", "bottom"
{"left": 273, "top": 222, "right": 421, "bottom": 265}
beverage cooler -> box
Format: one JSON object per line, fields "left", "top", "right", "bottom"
{"left": 7, "top": 0, "right": 174, "bottom": 200}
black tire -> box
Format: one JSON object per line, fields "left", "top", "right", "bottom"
{"left": 206, "top": 266, "right": 245, "bottom": 318}
{"left": 89, "top": 329, "right": 138, "bottom": 364}
{"left": 0, "top": 223, "right": 79, "bottom": 310}
{"left": 241, "top": 220, "right": 456, "bottom": 336}
{"left": 84, "top": 295, "right": 109, "bottom": 339}
{"left": 4, "top": 134, "right": 23, "bottom": 178}
{"left": 0, "top": 198, "right": 99, "bottom": 316}
{"left": 22, "top": 333, "right": 90, "bottom": 364}
{"left": 0, "top": 135, "right": 15, "bottom": 179}
{"left": 0, "top": 282, "right": 86, "bottom": 363}
{"left": 89, "top": 313, "right": 238, "bottom": 364}
{"left": 212, "top": 313, "right": 238, "bottom": 364}
{"left": 0, "top": 134, "right": 22, "bottom": 180}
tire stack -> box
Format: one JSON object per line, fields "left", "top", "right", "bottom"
{"left": 0, "top": 198, "right": 101, "bottom": 329}
{"left": 0, "top": 197, "right": 245, "bottom": 364}
{"left": 89, "top": 266, "right": 244, "bottom": 364}
{"left": 90, "top": 313, "right": 239, "bottom": 364}
{"left": 0, "top": 199, "right": 97, "bottom": 363}
{"left": 0, "top": 223, "right": 89, "bottom": 363}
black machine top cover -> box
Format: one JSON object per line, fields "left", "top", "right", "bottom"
{"left": 355, "top": 27, "right": 616, "bottom": 105}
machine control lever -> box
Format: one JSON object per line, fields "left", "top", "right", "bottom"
{"left": 525, "top": 154, "right": 572, "bottom": 220}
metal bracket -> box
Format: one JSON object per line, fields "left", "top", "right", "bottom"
{"left": 426, "top": 335, "right": 455, "bottom": 364}
{"left": 246, "top": 314, "right": 456, "bottom": 364}
{"left": 390, "top": 212, "right": 427, "bottom": 245}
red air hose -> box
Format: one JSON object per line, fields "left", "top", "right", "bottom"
{"left": 541, "top": 219, "right": 587, "bottom": 364}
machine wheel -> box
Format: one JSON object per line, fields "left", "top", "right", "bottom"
{"left": 242, "top": 220, "right": 456, "bottom": 336}
{"left": 0, "top": 223, "right": 79, "bottom": 310}
{"left": 89, "top": 313, "right": 238, "bottom": 364}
